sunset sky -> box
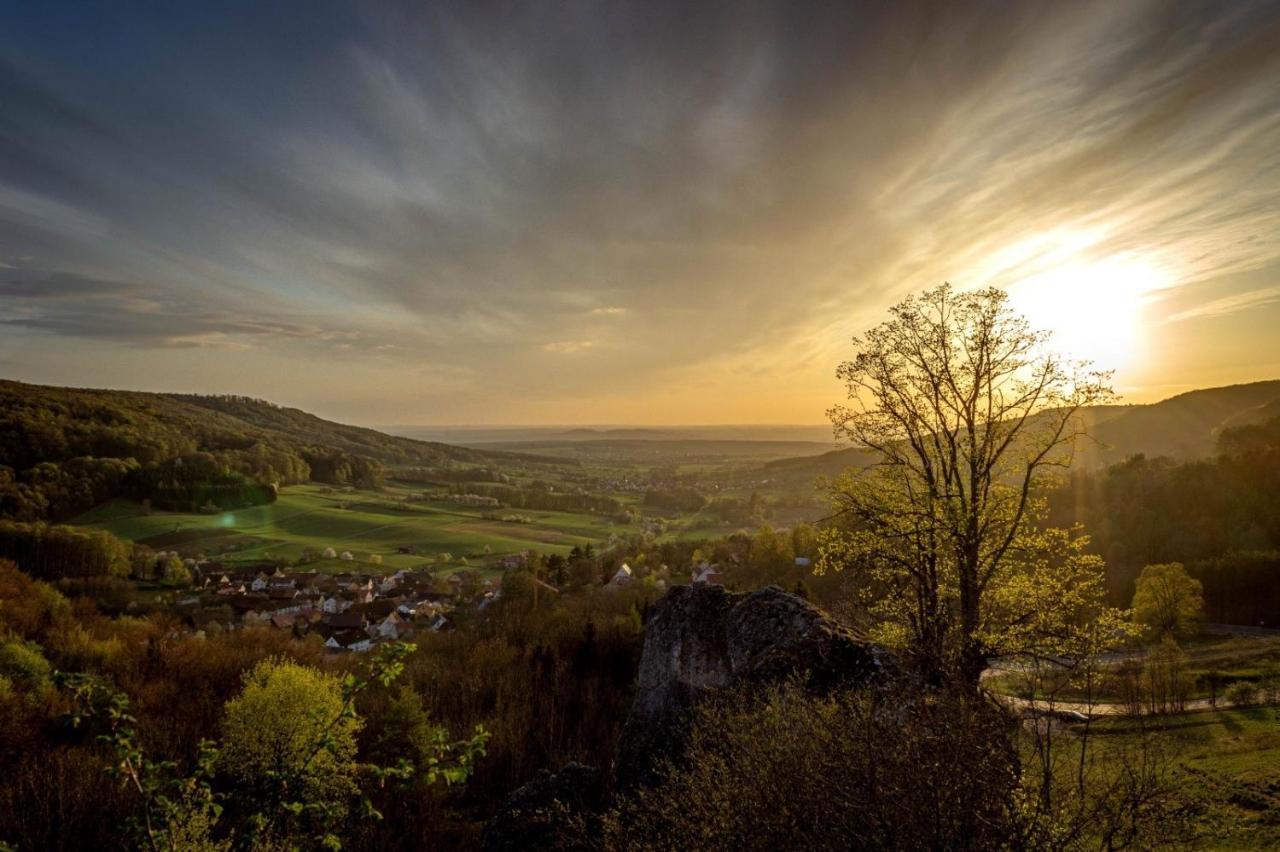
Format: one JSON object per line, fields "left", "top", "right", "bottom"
{"left": 2, "top": 1, "right": 1280, "bottom": 426}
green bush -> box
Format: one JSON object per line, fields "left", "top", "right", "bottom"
{"left": 1225, "top": 680, "right": 1261, "bottom": 707}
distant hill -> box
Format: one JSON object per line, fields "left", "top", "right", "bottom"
{"left": 1081, "top": 380, "right": 1280, "bottom": 466}
{"left": 0, "top": 380, "right": 536, "bottom": 521}
{"left": 763, "top": 380, "right": 1280, "bottom": 481}
{"left": 388, "top": 424, "right": 836, "bottom": 444}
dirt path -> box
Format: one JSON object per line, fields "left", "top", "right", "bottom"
{"left": 993, "top": 692, "right": 1216, "bottom": 718}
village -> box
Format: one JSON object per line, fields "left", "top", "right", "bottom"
{"left": 163, "top": 551, "right": 731, "bottom": 654}
{"left": 171, "top": 559, "right": 505, "bottom": 653}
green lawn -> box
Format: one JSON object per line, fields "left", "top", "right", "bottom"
{"left": 73, "top": 484, "right": 624, "bottom": 573}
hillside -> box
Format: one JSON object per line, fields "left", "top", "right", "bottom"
{"left": 763, "top": 380, "right": 1280, "bottom": 481}
{"left": 1083, "top": 380, "right": 1280, "bottom": 465}
{"left": 0, "top": 380, "right": 533, "bottom": 521}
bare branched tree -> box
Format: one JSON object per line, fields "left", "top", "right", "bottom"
{"left": 818, "top": 283, "right": 1115, "bottom": 688}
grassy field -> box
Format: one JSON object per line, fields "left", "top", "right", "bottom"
{"left": 1089, "top": 708, "right": 1280, "bottom": 849}
{"left": 73, "top": 483, "right": 625, "bottom": 573}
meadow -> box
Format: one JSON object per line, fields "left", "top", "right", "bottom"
{"left": 1090, "top": 708, "right": 1280, "bottom": 850}
{"left": 72, "top": 482, "right": 625, "bottom": 574}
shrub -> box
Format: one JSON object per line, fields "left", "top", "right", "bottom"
{"left": 1225, "top": 681, "right": 1260, "bottom": 707}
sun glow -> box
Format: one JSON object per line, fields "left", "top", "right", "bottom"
{"left": 1006, "top": 254, "right": 1172, "bottom": 373}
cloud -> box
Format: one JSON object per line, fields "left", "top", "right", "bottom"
{"left": 1166, "top": 285, "right": 1280, "bottom": 323}
{"left": 589, "top": 307, "right": 628, "bottom": 316}
{"left": 542, "top": 340, "right": 594, "bottom": 354}
{"left": 0, "top": 265, "right": 381, "bottom": 351}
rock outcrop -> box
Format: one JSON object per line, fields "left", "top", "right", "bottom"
{"left": 483, "top": 584, "right": 886, "bottom": 850}
{"left": 614, "top": 583, "right": 885, "bottom": 790}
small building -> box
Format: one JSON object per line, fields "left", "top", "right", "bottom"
{"left": 692, "top": 562, "right": 725, "bottom": 586}
{"left": 608, "top": 564, "right": 634, "bottom": 588}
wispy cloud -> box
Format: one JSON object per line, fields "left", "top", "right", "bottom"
{"left": 1166, "top": 285, "right": 1280, "bottom": 323}
{"left": 542, "top": 340, "right": 594, "bottom": 354}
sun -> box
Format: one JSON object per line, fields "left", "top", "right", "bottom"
{"left": 1006, "top": 254, "right": 1170, "bottom": 372}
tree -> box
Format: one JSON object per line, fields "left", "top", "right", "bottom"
{"left": 219, "top": 658, "right": 362, "bottom": 838}
{"left": 818, "top": 284, "right": 1114, "bottom": 687}
{"left": 743, "top": 524, "right": 794, "bottom": 588}
{"left": 1132, "top": 562, "right": 1204, "bottom": 639}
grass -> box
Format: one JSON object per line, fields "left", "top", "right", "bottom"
{"left": 1087, "top": 708, "right": 1280, "bottom": 849}
{"left": 72, "top": 483, "right": 625, "bottom": 573}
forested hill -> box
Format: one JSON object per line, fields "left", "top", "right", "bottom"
{"left": 0, "top": 380, "right": 528, "bottom": 521}
{"left": 762, "top": 379, "right": 1280, "bottom": 481}
{"left": 165, "top": 392, "right": 516, "bottom": 467}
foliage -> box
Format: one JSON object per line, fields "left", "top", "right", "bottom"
{"left": 460, "top": 482, "right": 622, "bottom": 514}
{"left": 0, "top": 519, "right": 132, "bottom": 579}
{"left": 607, "top": 681, "right": 1022, "bottom": 851}
{"left": 1131, "top": 562, "right": 1204, "bottom": 639}
{"left": 218, "top": 657, "right": 364, "bottom": 840}
{"left": 46, "top": 642, "right": 486, "bottom": 852}
{"left": 1047, "top": 417, "right": 1280, "bottom": 616}
{"left": 1225, "top": 680, "right": 1260, "bottom": 706}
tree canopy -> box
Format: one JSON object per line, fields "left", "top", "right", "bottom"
{"left": 1132, "top": 562, "right": 1204, "bottom": 639}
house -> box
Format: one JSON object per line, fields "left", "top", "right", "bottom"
{"left": 608, "top": 564, "right": 634, "bottom": 588}
{"left": 325, "top": 630, "right": 374, "bottom": 653}
{"left": 373, "top": 612, "right": 404, "bottom": 639}
{"left": 692, "top": 562, "right": 725, "bottom": 586}
{"left": 250, "top": 573, "right": 270, "bottom": 592}
{"left": 794, "top": 557, "right": 812, "bottom": 569}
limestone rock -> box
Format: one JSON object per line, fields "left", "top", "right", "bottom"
{"left": 614, "top": 584, "right": 884, "bottom": 789}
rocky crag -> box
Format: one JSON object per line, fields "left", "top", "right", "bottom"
{"left": 483, "top": 584, "right": 887, "bottom": 850}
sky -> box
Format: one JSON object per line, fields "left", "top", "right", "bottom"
{"left": 2, "top": 0, "right": 1280, "bottom": 426}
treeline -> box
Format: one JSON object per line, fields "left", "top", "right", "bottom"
{"left": 391, "top": 466, "right": 510, "bottom": 485}
{"left": 1, "top": 451, "right": 287, "bottom": 519}
{"left": 0, "top": 381, "right": 519, "bottom": 520}
{"left": 0, "top": 520, "right": 131, "bottom": 580}
{"left": 300, "top": 448, "right": 385, "bottom": 490}
{"left": 1185, "top": 551, "right": 1280, "bottom": 627}
{"left": 642, "top": 486, "right": 706, "bottom": 513}
{"left": 1049, "top": 414, "right": 1280, "bottom": 624}
{"left": 455, "top": 482, "right": 621, "bottom": 514}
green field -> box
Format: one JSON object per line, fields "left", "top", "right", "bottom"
{"left": 1090, "top": 708, "right": 1280, "bottom": 849}
{"left": 73, "top": 483, "right": 626, "bottom": 573}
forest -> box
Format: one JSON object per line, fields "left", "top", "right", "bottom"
{"left": 1050, "top": 413, "right": 1280, "bottom": 624}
